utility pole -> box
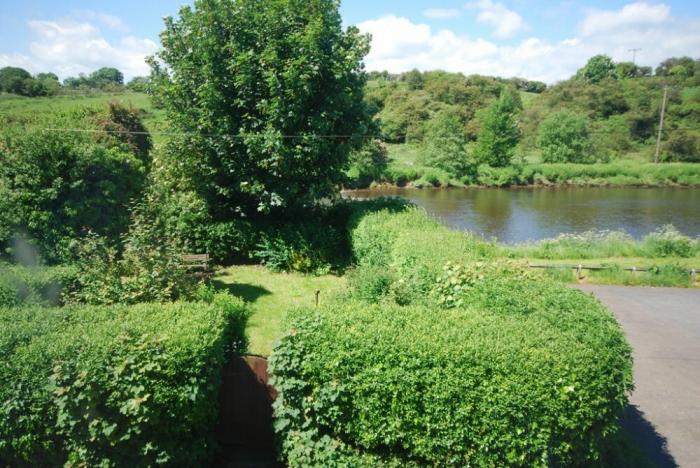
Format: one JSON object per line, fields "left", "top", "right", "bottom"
{"left": 628, "top": 48, "right": 641, "bottom": 64}
{"left": 654, "top": 85, "right": 668, "bottom": 164}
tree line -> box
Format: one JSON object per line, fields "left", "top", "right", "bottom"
{"left": 0, "top": 66, "right": 150, "bottom": 96}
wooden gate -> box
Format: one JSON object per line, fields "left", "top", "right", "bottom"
{"left": 215, "top": 356, "right": 278, "bottom": 465}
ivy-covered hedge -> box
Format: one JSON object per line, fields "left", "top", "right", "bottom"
{"left": 270, "top": 205, "right": 633, "bottom": 466}
{"left": 0, "top": 293, "right": 248, "bottom": 466}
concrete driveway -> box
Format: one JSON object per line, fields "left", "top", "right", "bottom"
{"left": 577, "top": 285, "right": 700, "bottom": 468}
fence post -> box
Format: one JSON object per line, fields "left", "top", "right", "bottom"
{"left": 315, "top": 290, "right": 320, "bottom": 307}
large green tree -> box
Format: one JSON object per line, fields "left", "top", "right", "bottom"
{"left": 576, "top": 55, "right": 617, "bottom": 84}
{"left": 537, "top": 110, "right": 594, "bottom": 163}
{"left": 422, "top": 109, "right": 471, "bottom": 177}
{"left": 149, "top": 0, "right": 371, "bottom": 217}
{"left": 473, "top": 88, "right": 521, "bottom": 167}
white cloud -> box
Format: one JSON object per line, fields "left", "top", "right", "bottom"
{"left": 466, "top": 0, "right": 526, "bottom": 39}
{"left": 423, "top": 8, "right": 462, "bottom": 20}
{"left": 357, "top": 2, "right": 700, "bottom": 84}
{"left": 75, "top": 10, "right": 129, "bottom": 33}
{"left": 0, "top": 16, "right": 156, "bottom": 80}
{"left": 580, "top": 2, "right": 670, "bottom": 36}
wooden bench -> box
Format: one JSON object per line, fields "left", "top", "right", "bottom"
{"left": 181, "top": 254, "right": 212, "bottom": 278}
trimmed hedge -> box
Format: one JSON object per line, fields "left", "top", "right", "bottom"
{"left": 270, "top": 205, "right": 633, "bottom": 466}
{"left": 0, "top": 263, "right": 78, "bottom": 307}
{"left": 0, "top": 293, "right": 248, "bottom": 466}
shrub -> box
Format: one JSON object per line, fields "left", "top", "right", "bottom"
{"left": 537, "top": 110, "right": 595, "bottom": 163}
{"left": 0, "top": 293, "right": 248, "bottom": 466}
{"left": 349, "top": 207, "right": 496, "bottom": 304}
{"left": 421, "top": 109, "right": 472, "bottom": 177}
{"left": 346, "top": 265, "right": 394, "bottom": 303}
{"left": 270, "top": 292, "right": 632, "bottom": 466}
{"left": 254, "top": 224, "right": 342, "bottom": 275}
{"left": 0, "top": 105, "right": 151, "bottom": 263}
{"left": 641, "top": 225, "right": 696, "bottom": 258}
{"left": 348, "top": 140, "right": 389, "bottom": 186}
{"left": 68, "top": 204, "right": 198, "bottom": 305}
{"left": 0, "top": 263, "right": 78, "bottom": 308}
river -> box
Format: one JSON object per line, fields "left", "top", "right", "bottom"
{"left": 345, "top": 187, "right": 700, "bottom": 243}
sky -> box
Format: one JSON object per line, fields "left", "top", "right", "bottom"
{"left": 1, "top": 0, "right": 699, "bottom": 84}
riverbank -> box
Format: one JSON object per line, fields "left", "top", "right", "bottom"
{"left": 347, "top": 161, "right": 700, "bottom": 189}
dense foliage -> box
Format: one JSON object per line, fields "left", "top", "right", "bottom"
{"left": 0, "top": 293, "right": 248, "bottom": 466}
{"left": 149, "top": 0, "right": 371, "bottom": 217}
{"left": 473, "top": 88, "right": 521, "bottom": 167}
{"left": 0, "top": 263, "right": 78, "bottom": 308}
{"left": 0, "top": 103, "right": 152, "bottom": 263}
{"left": 421, "top": 109, "right": 471, "bottom": 177}
{"left": 537, "top": 110, "right": 595, "bottom": 163}
{"left": 270, "top": 205, "right": 633, "bottom": 466}
{"left": 0, "top": 67, "right": 60, "bottom": 96}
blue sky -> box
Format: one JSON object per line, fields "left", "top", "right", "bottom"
{"left": 1, "top": 1, "right": 699, "bottom": 83}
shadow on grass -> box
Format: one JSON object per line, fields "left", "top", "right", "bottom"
{"left": 619, "top": 404, "right": 677, "bottom": 468}
{"left": 212, "top": 280, "right": 272, "bottom": 304}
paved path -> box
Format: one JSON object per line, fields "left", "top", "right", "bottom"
{"left": 577, "top": 285, "right": 700, "bottom": 468}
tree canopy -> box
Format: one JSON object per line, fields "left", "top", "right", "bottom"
{"left": 473, "top": 88, "right": 521, "bottom": 167}
{"left": 149, "top": 0, "right": 371, "bottom": 217}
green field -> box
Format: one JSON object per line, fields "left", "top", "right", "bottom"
{"left": 0, "top": 91, "right": 168, "bottom": 145}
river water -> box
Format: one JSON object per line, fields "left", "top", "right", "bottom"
{"left": 345, "top": 187, "right": 700, "bottom": 243}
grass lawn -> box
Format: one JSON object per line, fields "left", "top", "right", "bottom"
{"left": 213, "top": 265, "right": 346, "bottom": 356}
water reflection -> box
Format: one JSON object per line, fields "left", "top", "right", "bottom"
{"left": 345, "top": 187, "right": 700, "bottom": 243}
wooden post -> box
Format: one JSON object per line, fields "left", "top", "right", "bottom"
{"left": 654, "top": 86, "right": 668, "bottom": 164}
{"left": 315, "top": 290, "right": 320, "bottom": 307}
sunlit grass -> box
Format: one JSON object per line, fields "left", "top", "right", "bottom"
{"left": 213, "top": 265, "right": 346, "bottom": 355}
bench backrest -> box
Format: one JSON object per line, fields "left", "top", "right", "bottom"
{"left": 181, "top": 254, "right": 210, "bottom": 270}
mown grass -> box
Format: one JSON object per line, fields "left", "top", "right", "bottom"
{"left": 212, "top": 265, "right": 346, "bottom": 355}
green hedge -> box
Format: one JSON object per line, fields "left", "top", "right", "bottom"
{"left": 270, "top": 205, "right": 633, "bottom": 466}
{"left": 271, "top": 296, "right": 632, "bottom": 466}
{"left": 0, "top": 293, "right": 248, "bottom": 466}
{"left": 349, "top": 207, "right": 496, "bottom": 304}
{"left": 0, "top": 263, "right": 78, "bottom": 307}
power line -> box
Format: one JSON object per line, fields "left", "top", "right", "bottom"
{"left": 38, "top": 127, "right": 384, "bottom": 139}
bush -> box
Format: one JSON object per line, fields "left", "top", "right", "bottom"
{"left": 68, "top": 201, "right": 198, "bottom": 305}
{"left": 270, "top": 292, "right": 632, "bottom": 466}
{"left": 0, "top": 105, "right": 151, "bottom": 263}
{"left": 349, "top": 207, "right": 495, "bottom": 304}
{"left": 537, "top": 110, "right": 595, "bottom": 163}
{"left": 0, "top": 293, "right": 248, "bottom": 466}
{"left": 254, "top": 222, "right": 344, "bottom": 275}
{"left": 346, "top": 265, "right": 394, "bottom": 303}
{"left": 642, "top": 225, "right": 696, "bottom": 258}
{"left": 0, "top": 263, "right": 78, "bottom": 308}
